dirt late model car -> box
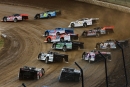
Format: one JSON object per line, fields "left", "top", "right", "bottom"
{"left": 58, "top": 67, "right": 81, "bottom": 82}
{"left": 18, "top": 66, "right": 45, "bottom": 80}
{"left": 43, "top": 27, "right": 74, "bottom": 37}
{"left": 38, "top": 51, "right": 68, "bottom": 64}
{"left": 95, "top": 39, "right": 129, "bottom": 50}
{"left": 82, "top": 50, "right": 111, "bottom": 63}
{"left": 52, "top": 40, "right": 84, "bottom": 52}
{"left": 68, "top": 18, "right": 99, "bottom": 28}
{"left": 82, "top": 26, "right": 114, "bottom": 37}
{"left": 44, "top": 33, "right": 79, "bottom": 43}
{"left": 34, "top": 10, "right": 61, "bottom": 19}
{"left": 2, "top": 14, "right": 28, "bottom": 22}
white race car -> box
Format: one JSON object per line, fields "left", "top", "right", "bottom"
{"left": 68, "top": 18, "right": 99, "bottom": 28}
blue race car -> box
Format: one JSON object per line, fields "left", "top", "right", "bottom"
{"left": 34, "top": 10, "right": 61, "bottom": 19}
{"left": 43, "top": 27, "right": 74, "bottom": 37}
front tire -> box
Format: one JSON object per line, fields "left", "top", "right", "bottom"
{"left": 71, "top": 23, "right": 74, "bottom": 28}
{"left": 62, "top": 46, "right": 67, "bottom": 52}
{"left": 96, "top": 33, "right": 100, "bottom": 37}
{"left": 47, "top": 38, "right": 51, "bottom": 43}
{"left": 45, "top": 32, "right": 49, "bottom": 36}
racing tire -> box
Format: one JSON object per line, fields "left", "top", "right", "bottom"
{"left": 35, "top": 15, "right": 40, "bottom": 19}
{"left": 56, "top": 32, "right": 60, "bottom": 35}
{"left": 83, "top": 32, "right": 87, "bottom": 37}
{"left": 82, "top": 54, "right": 85, "bottom": 60}
{"left": 48, "top": 14, "right": 51, "bottom": 18}
{"left": 60, "top": 38, "right": 64, "bottom": 42}
{"left": 14, "top": 18, "right": 17, "bottom": 22}
{"left": 41, "top": 68, "right": 45, "bottom": 75}
{"left": 45, "top": 57, "right": 49, "bottom": 64}
{"left": 45, "top": 32, "right": 49, "bottom": 36}
{"left": 83, "top": 23, "right": 87, "bottom": 27}
{"left": 88, "top": 59, "right": 91, "bottom": 63}
{"left": 62, "top": 46, "right": 67, "bottom": 52}
{"left": 96, "top": 33, "right": 100, "bottom": 37}
{"left": 107, "top": 31, "right": 110, "bottom": 34}
{"left": 3, "top": 17, "right": 7, "bottom": 22}
{"left": 71, "top": 23, "right": 74, "bottom": 28}
{"left": 47, "top": 38, "right": 51, "bottom": 43}
{"left": 96, "top": 44, "right": 100, "bottom": 49}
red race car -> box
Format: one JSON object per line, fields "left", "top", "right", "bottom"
{"left": 44, "top": 33, "right": 79, "bottom": 43}
{"left": 2, "top": 14, "right": 28, "bottom": 22}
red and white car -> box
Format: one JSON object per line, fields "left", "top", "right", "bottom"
{"left": 2, "top": 14, "right": 28, "bottom": 22}
{"left": 44, "top": 33, "right": 79, "bottom": 43}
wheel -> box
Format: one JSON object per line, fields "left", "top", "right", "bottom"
{"left": 88, "top": 58, "right": 91, "bottom": 63}
{"left": 47, "top": 38, "right": 51, "bottom": 43}
{"left": 3, "top": 17, "right": 7, "bottom": 22}
{"left": 62, "top": 46, "right": 67, "bottom": 52}
{"left": 107, "top": 31, "right": 110, "bottom": 34}
{"left": 83, "top": 23, "right": 87, "bottom": 27}
{"left": 45, "top": 57, "right": 49, "bottom": 64}
{"left": 14, "top": 18, "right": 17, "bottom": 22}
{"left": 83, "top": 32, "right": 87, "bottom": 37}
{"left": 82, "top": 54, "right": 85, "bottom": 59}
{"left": 96, "top": 33, "right": 100, "bottom": 37}
{"left": 48, "top": 14, "right": 51, "bottom": 18}
{"left": 53, "top": 44, "right": 56, "bottom": 49}
{"left": 56, "top": 32, "right": 60, "bottom": 35}
{"left": 45, "top": 32, "right": 49, "bottom": 36}
{"left": 37, "top": 75, "right": 40, "bottom": 80}
{"left": 96, "top": 44, "right": 100, "bottom": 49}
{"left": 71, "top": 23, "right": 74, "bottom": 28}
{"left": 60, "top": 38, "right": 64, "bottom": 42}
{"left": 35, "top": 15, "right": 40, "bottom": 19}
{"left": 41, "top": 68, "right": 45, "bottom": 75}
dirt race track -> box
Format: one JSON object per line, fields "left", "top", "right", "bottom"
{"left": 0, "top": 0, "right": 130, "bottom": 87}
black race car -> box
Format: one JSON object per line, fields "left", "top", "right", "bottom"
{"left": 58, "top": 67, "right": 81, "bottom": 82}
{"left": 82, "top": 26, "right": 114, "bottom": 37}
{"left": 52, "top": 40, "right": 84, "bottom": 52}
{"left": 18, "top": 66, "right": 45, "bottom": 80}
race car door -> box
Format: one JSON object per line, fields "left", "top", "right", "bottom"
{"left": 87, "top": 30, "right": 96, "bottom": 36}
{"left": 55, "top": 43, "right": 65, "bottom": 49}
{"left": 74, "top": 19, "right": 84, "bottom": 27}
{"left": 40, "top": 12, "right": 48, "bottom": 18}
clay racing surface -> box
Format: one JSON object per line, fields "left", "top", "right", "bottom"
{"left": 0, "top": 0, "right": 130, "bottom": 87}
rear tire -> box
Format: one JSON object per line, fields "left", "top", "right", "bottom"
{"left": 45, "top": 57, "right": 49, "bottom": 64}
{"left": 3, "top": 17, "right": 7, "bottom": 22}
{"left": 14, "top": 18, "right": 17, "bottom": 22}
{"left": 60, "top": 38, "right": 64, "bottom": 42}
{"left": 62, "top": 46, "right": 67, "bottom": 52}
{"left": 35, "top": 15, "right": 40, "bottom": 19}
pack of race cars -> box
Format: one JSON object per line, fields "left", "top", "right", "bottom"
{"left": 4, "top": 10, "right": 129, "bottom": 83}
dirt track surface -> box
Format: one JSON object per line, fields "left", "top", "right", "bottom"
{"left": 0, "top": 0, "right": 130, "bottom": 87}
